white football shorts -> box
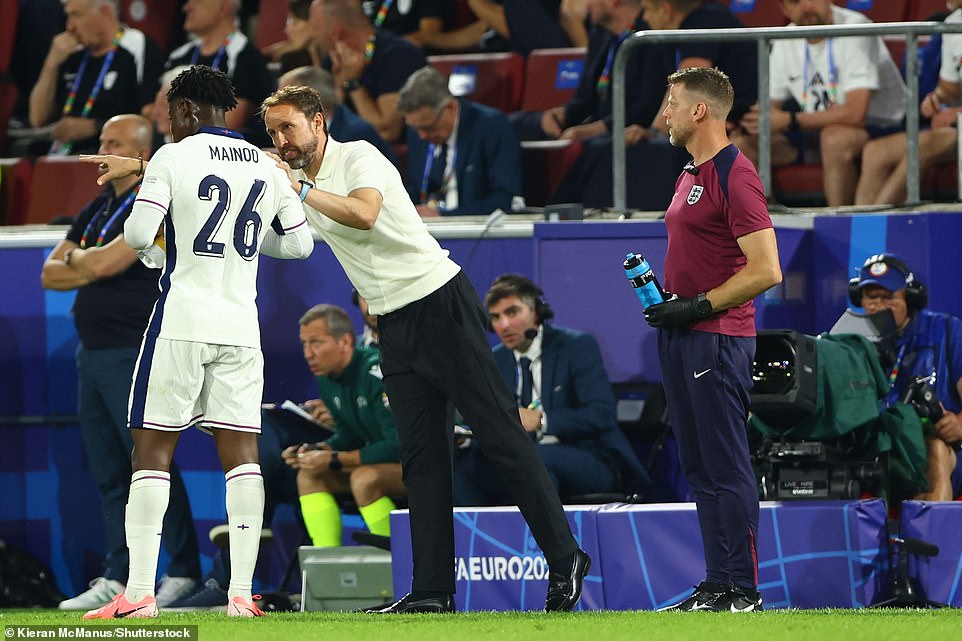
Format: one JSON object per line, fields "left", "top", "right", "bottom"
{"left": 128, "top": 337, "right": 263, "bottom": 434}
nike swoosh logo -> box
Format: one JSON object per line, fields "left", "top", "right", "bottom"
{"left": 693, "top": 369, "right": 711, "bottom": 379}
{"left": 690, "top": 601, "right": 714, "bottom": 611}
{"left": 116, "top": 605, "right": 149, "bottom": 618}
{"left": 730, "top": 603, "right": 756, "bottom": 612}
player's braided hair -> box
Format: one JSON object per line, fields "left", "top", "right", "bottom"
{"left": 167, "top": 65, "right": 238, "bottom": 112}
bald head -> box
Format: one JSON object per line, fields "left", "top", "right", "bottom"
{"left": 99, "top": 115, "right": 154, "bottom": 189}
{"left": 103, "top": 114, "right": 153, "bottom": 154}
{"left": 278, "top": 66, "right": 339, "bottom": 110}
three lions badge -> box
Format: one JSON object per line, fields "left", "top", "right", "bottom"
{"left": 687, "top": 185, "right": 704, "bottom": 205}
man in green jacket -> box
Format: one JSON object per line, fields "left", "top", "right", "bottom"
{"left": 281, "top": 304, "right": 404, "bottom": 546}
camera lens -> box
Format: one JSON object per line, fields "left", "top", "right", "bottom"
{"left": 752, "top": 336, "right": 796, "bottom": 395}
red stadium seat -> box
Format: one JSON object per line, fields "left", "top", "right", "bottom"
{"left": 0, "top": 157, "right": 33, "bottom": 226}
{"left": 256, "top": 0, "right": 289, "bottom": 50}
{"left": 21, "top": 157, "right": 103, "bottom": 225}
{"left": 726, "top": 0, "right": 787, "bottom": 28}
{"left": 0, "top": 0, "right": 19, "bottom": 74}
{"left": 428, "top": 52, "right": 525, "bottom": 113}
{"left": 521, "top": 48, "right": 586, "bottom": 112}
{"left": 911, "top": 0, "right": 956, "bottom": 21}
{"left": 843, "top": 0, "right": 909, "bottom": 23}
{"left": 521, "top": 139, "right": 583, "bottom": 207}
{"left": 772, "top": 163, "right": 825, "bottom": 206}
{"left": 884, "top": 35, "right": 907, "bottom": 72}
{"left": 122, "top": 0, "right": 184, "bottom": 52}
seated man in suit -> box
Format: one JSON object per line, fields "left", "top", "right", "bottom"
{"left": 396, "top": 66, "right": 524, "bottom": 217}
{"left": 453, "top": 274, "right": 649, "bottom": 505}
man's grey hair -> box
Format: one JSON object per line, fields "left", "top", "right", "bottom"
{"left": 299, "top": 304, "right": 356, "bottom": 343}
{"left": 397, "top": 66, "right": 453, "bottom": 114}
{"left": 278, "top": 66, "right": 339, "bottom": 110}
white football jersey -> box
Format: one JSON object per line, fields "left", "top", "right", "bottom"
{"left": 130, "top": 127, "right": 309, "bottom": 348}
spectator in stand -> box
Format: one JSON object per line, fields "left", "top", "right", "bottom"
{"left": 507, "top": 0, "right": 677, "bottom": 210}
{"left": 277, "top": 65, "right": 397, "bottom": 164}
{"left": 263, "top": 0, "right": 323, "bottom": 74}
{"left": 731, "top": 0, "right": 906, "bottom": 207}
{"left": 162, "top": 0, "right": 274, "bottom": 142}
{"left": 308, "top": 0, "right": 427, "bottom": 143}
{"left": 855, "top": 0, "right": 962, "bottom": 206}
{"left": 396, "top": 66, "right": 523, "bottom": 216}
{"left": 28, "top": 0, "right": 164, "bottom": 155}
{"left": 361, "top": 0, "right": 446, "bottom": 49}
{"left": 146, "top": 66, "right": 190, "bottom": 149}
{"left": 425, "top": 0, "right": 591, "bottom": 55}
{"left": 547, "top": 0, "right": 759, "bottom": 211}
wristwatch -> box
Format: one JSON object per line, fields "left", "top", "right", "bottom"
{"left": 342, "top": 78, "right": 361, "bottom": 93}
{"left": 329, "top": 451, "right": 343, "bottom": 472}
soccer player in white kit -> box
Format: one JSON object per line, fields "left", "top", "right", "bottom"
{"left": 82, "top": 66, "right": 313, "bottom": 619}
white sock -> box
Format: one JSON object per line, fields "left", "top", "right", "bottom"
{"left": 125, "top": 469, "right": 170, "bottom": 603}
{"left": 225, "top": 463, "right": 264, "bottom": 601}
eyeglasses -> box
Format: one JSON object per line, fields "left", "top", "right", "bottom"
{"left": 407, "top": 102, "right": 451, "bottom": 133}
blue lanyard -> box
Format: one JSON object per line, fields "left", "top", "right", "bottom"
{"left": 191, "top": 33, "right": 233, "bottom": 71}
{"left": 79, "top": 185, "right": 140, "bottom": 248}
{"left": 597, "top": 31, "right": 630, "bottom": 95}
{"left": 52, "top": 43, "right": 119, "bottom": 155}
{"left": 419, "top": 143, "right": 456, "bottom": 203}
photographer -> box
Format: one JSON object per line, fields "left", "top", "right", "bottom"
{"left": 852, "top": 254, "right": 962, "bottom": 501}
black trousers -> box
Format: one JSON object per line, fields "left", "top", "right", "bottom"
{"left": 378, "top": 271, "right": 578, "bottom": 593}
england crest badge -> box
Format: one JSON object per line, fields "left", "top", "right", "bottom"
{"left": 687, "top": 185, "right": 704, "bottom": 205}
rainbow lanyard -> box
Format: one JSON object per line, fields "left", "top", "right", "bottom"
{"left": 885, "top": 343, "right": 908, "bottom": 407}
{"left": 191, "top": 32, "right": 234, "bottom": 70}
{"left": 364, "top": 33, "right": 377, "bottom": 61}
{"left": 79, "top": 184, "right": 140, "bottom": 248}
{"left": 596, "top": 31, "right": 630, "bottom": 95}
{"left": 802, "top": 39, "right": 838, "bottom": 110}
{"left": 373, "top": 0, "right": 395, "bottom": 30}
{"left": 53, "top": 30, "right": 122, "bottom": 155}
{"left": 419, "top": 143, "right": 456, "bottom": 204}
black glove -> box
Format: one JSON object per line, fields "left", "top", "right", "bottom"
{"left": 644, "top": 293, "right": 713, "bottom": 329}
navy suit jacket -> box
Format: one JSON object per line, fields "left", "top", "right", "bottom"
{"left": 492, "top": 324, "right": 650, "bottom": 489}
{"left": 405, "top": 98, "right": 522, "bottom": 216}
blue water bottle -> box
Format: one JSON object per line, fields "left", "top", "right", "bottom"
{"left": 624, "top": 252, "right": 666, "bottom": 309}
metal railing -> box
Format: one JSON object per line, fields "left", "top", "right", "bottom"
{"left": 612, "top": 21, "right": 962, "bottom": 210}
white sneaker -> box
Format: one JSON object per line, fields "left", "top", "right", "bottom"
{"left": 58, "top": 577, "right": 125, "bottom": 610}
{"left": 155, "top": 576, "right": 198, "bottom": 608}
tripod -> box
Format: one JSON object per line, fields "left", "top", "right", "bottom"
{"left": 870, "top": 536, "right": 948, "bottom": 608}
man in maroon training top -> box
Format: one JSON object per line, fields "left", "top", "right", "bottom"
{"left": 644, "top": 67, "right": 782, "bottom": 613}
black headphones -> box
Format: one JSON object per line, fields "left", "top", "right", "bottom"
{"left": 485, "top": 274, "right": 554, "bottom": 331}
{"left": 848, "top": 254, "right": 927, "bottom": 312}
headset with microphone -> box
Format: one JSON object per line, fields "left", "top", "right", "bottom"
{"left": 484, "top": 274, "right": 554, "bottom": 332}
{"left": 848, "top": 254, "right": 928, "bottom": 312}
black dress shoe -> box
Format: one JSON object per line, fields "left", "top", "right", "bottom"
{"left": 544, "top": 548, "right": 591, "bottom": 612}
{"left": 362, "top": 593, "right": 456, "bottom": 614}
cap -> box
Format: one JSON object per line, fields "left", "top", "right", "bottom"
{"left": 857, "top": 257, "right": 908, "bottom": 293}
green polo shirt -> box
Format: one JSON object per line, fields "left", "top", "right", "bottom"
{"left": 318, "top": 346, "right": 399, "bottom": 464}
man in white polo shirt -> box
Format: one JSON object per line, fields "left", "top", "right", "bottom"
{"left": 260, "top": 84, "right": 590, "bottom": 614}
